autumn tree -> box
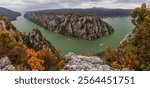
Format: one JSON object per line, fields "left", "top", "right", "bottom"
{"left": 131, "top": 3, "right": 148, "bottom": 25}
{"left": 104, "top": 3, "right": 150, "bottom": 70}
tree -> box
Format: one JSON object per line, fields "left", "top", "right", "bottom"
{"left": 131, "top": 3, "right": 148, "bottom": 25}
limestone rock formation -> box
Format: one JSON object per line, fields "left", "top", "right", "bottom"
{"left": 28, "top": 29, "right": 57, "bottom": 53}
{"left": 24, "top": 12, "right": 114, "bottom": 40}
{"left": 0, "top": 57, "right": 15, "bottom": 71}
{"left": 64, "top": 52, "right": 112, "bottom": 71}
{"left": 64, "top": 52, "right": 133, "bottom": 71}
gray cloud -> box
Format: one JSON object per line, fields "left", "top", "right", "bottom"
{"left": 0, "top": 0, "right": 149, "bottom": 11}
{"left": 115, "top": 0, "right": 149, "bottom": 3}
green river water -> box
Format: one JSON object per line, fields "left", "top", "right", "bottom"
{"left": 11, "top": 15, "right": 134, "bottom": 55}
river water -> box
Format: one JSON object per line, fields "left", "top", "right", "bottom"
{"left": 11, "top": 15, "right": 134, "bottom": 55}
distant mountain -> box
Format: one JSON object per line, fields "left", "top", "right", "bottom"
{"left": 37, "top": 8, "right": 133, "bottom": 17}
{"left": 0, "top": 7, "right": 21, "bottom": 21}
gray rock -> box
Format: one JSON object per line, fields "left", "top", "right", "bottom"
{"left": 122, "top": 68, "right": 135, "bottom": 71}
{"left": 0, "top": 57, "right": 15, "bottom": 71}
{"left": 2, "top": 65, "right": 15, "bottom": 71}
{"left": 97, "top": 65, "right": 104, "bottom": 71}
{"left": 0, "top": 56, "right": 11, "bottom": 69}
{"left": 24, "top": 12, "right": 114, "bottom": 40}
{"left": 28, "top": 29, "right": 57, "bottom": 53}
{"left": 64, "top": 52, "right": 136, "bottom": 71}
{"left": 101, "top": 65, "right": 111, "bottom": 71}
{"left": 64, "top": 52, "right": 111, "bottom": 71}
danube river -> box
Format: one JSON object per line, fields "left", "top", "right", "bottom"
{"left": 12, "top": 15, "right": 134, "bottom": 55}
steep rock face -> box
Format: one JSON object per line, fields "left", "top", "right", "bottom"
{"left": 24, "top": 12, "right": 114, "bottom": 40}
{"left": 27, "top": 29, "right": 57, "bottom": 53}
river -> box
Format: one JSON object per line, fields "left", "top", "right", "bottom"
{"left": 11, "top": 15, "right": 134, "bottom": 55}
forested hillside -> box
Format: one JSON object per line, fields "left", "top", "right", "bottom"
{"left": 103, "top": 3, "right": 150, "bottom": 71}
{"left": 0, "top": 7, "right": 21, "bottom": 21}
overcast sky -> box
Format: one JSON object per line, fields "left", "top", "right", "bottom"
{"left": 0, "top": 0, "right": 149, "bottom": 11}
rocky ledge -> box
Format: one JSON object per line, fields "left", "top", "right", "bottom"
{"left": 24, "top": 12, "right": 114, "bottom": 40}
{"left": 64, "top": 52, "right": 132, "bottom": 71}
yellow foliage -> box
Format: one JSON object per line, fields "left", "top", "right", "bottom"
{"left": 28, "top": 56, "right": 45, "bottom": 71}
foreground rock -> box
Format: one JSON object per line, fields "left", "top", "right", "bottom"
{"left": 0, "top": 57, "right": 15, "bottom": 71}
{"left": 64, "top": 53, "right": 134, "bottom": 71}
{"left": 24, "top": 12, "right": 114, "bottom": 40}
{"left": 64, "top": 52, "right": 115, "bottom": 71}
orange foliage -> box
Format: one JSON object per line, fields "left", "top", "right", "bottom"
{"left": 0, "top": 29, "right": 16, "bottom": 48}
{"left": 8, "top": 43, "right": 26, "bottom": 65}
{"left": 26, "top": 48, "right": 45, "bottom": 70}
{"left": 0, "top": 17, "right": 65, "bottom": 71}
{"left": 37, "top": 49, "right": 65, "bottom": 70}
{"left": 28, "top": 56, "right": 45, "bottom": 70}
{"left": 58, "top": 60, "right": 65, "bottom": 69}
{"left": 111, "top": 61, "right": 122, "bottom": 69}
{"left": 25, "top": 48, "right": 65, "bottom": 71}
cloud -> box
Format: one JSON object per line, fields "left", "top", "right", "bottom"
{"left": 115, "top": 0, "right": 149, "bottom": 3}
{"left": 0, "top": 0, "right": 149, "bottom": 11}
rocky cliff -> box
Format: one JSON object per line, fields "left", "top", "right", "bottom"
{"left": 27, "top": 28, "right": 57, "bottom": 53}
{"left": 24, "top": 12, "right": 114, "bottom": 40}
{"left": 0, "top": 15, "right": 65, "bottom": 71}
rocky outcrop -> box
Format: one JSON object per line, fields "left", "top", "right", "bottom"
{"left": 0, "top": 20, "right": 6, "bottom": 30}
{"left": 0, "top": 15, "right": 65, "bottom": 71}
{"left": 64, "top": 53, "right": 117, "bottom": 71}
{"left": 0, "top": 57, "right": 15, "bottom": 71}
{"left": 64, "top": 52, "right": 134, "bottom": 71}
{"left": 24, "top": 12, "right": 114, "bottom": 40}
{"left": 27, "top": 29, "right": 57, "bottom": 53}
{"left": 148, "top": 4, "right": 150, "bottom": 11}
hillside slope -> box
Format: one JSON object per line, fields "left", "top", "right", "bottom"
{"left": 0, "top": 7, "right": 21, "bottom": 21}
{"left": 0, "top": 15, "right": 65, "bottom": 71}
{"left": 38, "top": 8, "right": 132, "bottom": 17}
{"left": 103, "top": 3, "right": 150, "bottom": 71}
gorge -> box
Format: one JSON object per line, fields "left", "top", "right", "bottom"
{"left": 12, "top": 15, "right": 134, "bottom": 55}
{"left": 1, "top": 3, "right": 150, "bottom": 71}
